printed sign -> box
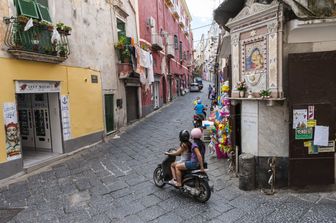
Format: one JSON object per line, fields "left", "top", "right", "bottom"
{"left": 318, "top": 141, "right": 335, "bottom": 153}
{"left": 15, "top": 81, "right": 60, "bottom": 93}
{"left": 3, "top": 103, "right": 22, "bottom": 161}
{"left": 307, "top": 119, "right": 317, "bottom": 128}
{"left": 60, "top": 96, "right": 71, "bottom": 141}
{"left": 293, "top": 109, "right": 307, "bottom": 129}
{"left": 295, "top": 128, "right": 313, "bottom": 140}
{"left": 313, "top": 125, "right": 329, "bottom": 146}
{"left": 308, "top": 106, "right": 314, "bottom": 120}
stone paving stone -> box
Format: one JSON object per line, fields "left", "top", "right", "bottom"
{"left": 140, "top": 194, "right": 162, "bottom": 208}
{"left": 151, "top": 211, "right": 184, "bottom": 223}
{"left": 137, "top": 205, "right": 167, "bottom": 222}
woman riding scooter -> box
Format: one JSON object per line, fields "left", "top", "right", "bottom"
{"left": 164, "top": 130, "right": 191, "bottom": 186}
{"left": 174, "top": 128, "right": 206, "bottom": 187}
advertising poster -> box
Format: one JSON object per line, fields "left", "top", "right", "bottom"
{"left": 60, "top": 96, "right": 71, "bottom": 141}
{"left": 295, "top": 128, "right": 313, "bottom": 140}
{"left": 3, "top": 103, "right": 22, "bottom": 161}
{"left": 307, "top": 119, "right": 317, "bottom": 128}
{"left": 293, "top": 109, "right": 307, "bottom": 129}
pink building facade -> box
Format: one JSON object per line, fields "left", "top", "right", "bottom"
{"left": 138, "top": 0, "right": 193, "bottom": 116}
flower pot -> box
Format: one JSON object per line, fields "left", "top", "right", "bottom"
{"left": 239, "top": 91, "right": 245, "bottom": 98}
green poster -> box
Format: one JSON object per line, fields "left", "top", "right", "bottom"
{"left": 295, "top": 128, "right": 313, "bottom": 140}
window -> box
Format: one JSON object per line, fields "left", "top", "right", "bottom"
{"left": 15, "top": 0, "right": 52, "bottom": 22}
{"left": 179, "top": 41, "right": 182, "bottom": 61}
{"left": 174, "top": 35, "right": 178, "bottom": 50}
{"left": 117, "top": 18, "right": 126, "bottom": 40}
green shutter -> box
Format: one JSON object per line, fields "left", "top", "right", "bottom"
{"left": 36, "top": 0, "right": 48, "bottom": 7}
{"left": 17, "top": 0, "right": 39, "bottom": 19}
{"left": 36, "top": 3, "right": 52, "bottom": 22}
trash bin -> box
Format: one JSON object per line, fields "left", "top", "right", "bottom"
{"left": 238, "top": 153, "right": 256, "bottom": 191}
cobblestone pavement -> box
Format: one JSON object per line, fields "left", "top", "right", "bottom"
{"left": 1, "top": 85, "right": 336, "bottom": 223}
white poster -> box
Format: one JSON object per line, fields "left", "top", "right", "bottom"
{"left": 60, "top": 96, "right": 71, "bottom": 141}
{"left": 293, "top": 109, "right": 307, "bottom": 129}
{"left": 3, "top": 103, "right": 22, "bottom": 161}
{"left": 313, "top": 125, "right": 329, "bottom": 146}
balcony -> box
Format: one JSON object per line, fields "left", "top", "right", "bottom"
{"left": 179, "top": 16, "right": 185, "bottom": 28}
{"left": 117, "top": 62, "right": 133, "bottom": 79}
{"left": 172, "top": 4, "right": 180, "bottom": 19}
{"left": 151, "top": 33, "right": 163, "bottom": 51}
{"left": 4, "top": 17, "right": 70, "bottom": 64}
{"left": 184, "top": 27, "right": 189, "bottom": 36}
{"left": 166, "top": 36, "right": 175, "bottom": 58}
{"left": 164, "top": 0, "right": 174, "bottom": 7}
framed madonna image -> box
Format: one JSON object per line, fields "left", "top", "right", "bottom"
{"left": 241, "top": 36, "right": 267, "bottom": 86}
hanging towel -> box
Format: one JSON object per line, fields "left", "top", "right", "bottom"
{"left": 147, "top": 54, "right": 155, "bottom": 84}
{"left": 24, "top": 18, "right": 34, "bottom": 31}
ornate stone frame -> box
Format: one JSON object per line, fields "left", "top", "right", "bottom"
{"left": 241, "top": 35, "right": 267, "bottom": 86}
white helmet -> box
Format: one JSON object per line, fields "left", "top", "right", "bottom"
{"left": 191, "top": 128, "right": 202, "bottom": 139}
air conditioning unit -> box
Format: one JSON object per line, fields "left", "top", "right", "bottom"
{"left": 147, "top": 17, "right": 155, "bottom": 28}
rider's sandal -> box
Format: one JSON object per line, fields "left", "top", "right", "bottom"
{"left": 168, "top": 179, "right": 177, "bottom": 185}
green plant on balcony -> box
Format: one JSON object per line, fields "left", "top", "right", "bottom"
{"left": 58, "top": 43, "right": 68, "bottom": 57}
{"left": 115, "top": 35, "right": 131, "bottom": 63}
{"left": 39, "top": 21, "right": 53, "bottom": 31}
{"left": 17, "top": 15, "right": 29, "bottom": 25}
{"left": 56, "top": 22, "right": 72, "bottom": 35}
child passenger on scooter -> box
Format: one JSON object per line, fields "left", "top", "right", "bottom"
{"left": 174, "top": 128, "right": 206, "bottom": 187}
{"left": 164, "top": 130, "right": 192, "bottom": 185}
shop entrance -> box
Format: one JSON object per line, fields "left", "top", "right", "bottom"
{"left": 16, "top": 93, "right": 63, "bottom": 167}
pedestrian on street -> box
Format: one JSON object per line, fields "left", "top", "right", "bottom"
{"left": 208, "top": 84, "right": 213, "bottom": 99}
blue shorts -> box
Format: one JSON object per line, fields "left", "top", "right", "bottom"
{"left": 185, "top": 161, "right": 199, "bottom": 170}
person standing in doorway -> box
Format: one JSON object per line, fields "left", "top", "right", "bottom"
{"left": 208, "top": 84, "right": 213, "bottom": 99}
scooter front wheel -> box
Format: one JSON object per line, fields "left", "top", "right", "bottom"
{"left": 153, "top": 166, "right": 166, "bottom": 188}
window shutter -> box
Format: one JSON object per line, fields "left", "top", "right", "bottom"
{"left": 17, "top": 0, "right": 39, "bottom": 19}
{"left": 36, "top": 0, "right": 48, "bottom": 7}
{"left": 36, "top": 3, "right": 52, "bottom": 22}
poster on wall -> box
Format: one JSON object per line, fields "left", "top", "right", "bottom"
{"left": 60, "top": 96, "right": 71, "bottom": 141}
{"left": 293, "top": 109, "right": 307, "bottom": 129}
{"left": 318, "top": 141, "right": 335, "bottom": 153}
{"left": 295, "top": 128, "right": 313, "bottom": 140}
{"left": 3, "top": 103, "right": 22, "bottom": 161}
{"left": 313, "top": 125, "right": 329, "bottom": 146}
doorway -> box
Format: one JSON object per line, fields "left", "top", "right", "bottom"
{"left": 17, "top": 93, "right": 63, "bottom": 167}
{"left": 153, "top": 81, "right": 160, "bottom": 109}
{"left": 288, "top": 51, "right": 336, "bottom": 186}
{"left": 126, "top": 86, "right": 139, "bottom": 123}
{"left": 104, "top": 94, "right": 114, "bottom": 133}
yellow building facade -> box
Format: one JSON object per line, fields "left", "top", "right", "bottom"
{"left": 0, "top": 57, "right": 104, "bottom": 179}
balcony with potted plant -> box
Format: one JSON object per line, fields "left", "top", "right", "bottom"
{"left": 3, "top": 0, "right": 71, "bottom": 63}
{"left": 115, "top": 35, "right": 133, "bottom": 79}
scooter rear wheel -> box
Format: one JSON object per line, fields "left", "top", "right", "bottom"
{"left": 153, "top": 166, "right": 166, "bottom": 188}
{"left": 191, "top": 179, "right": 211, "bottom": 203}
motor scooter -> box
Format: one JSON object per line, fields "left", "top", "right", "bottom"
{"left": 193, "top": 105, "right": 208, "bottom": 128}
{"left": 153, "top": 149, "right": 212, "bottom": 203}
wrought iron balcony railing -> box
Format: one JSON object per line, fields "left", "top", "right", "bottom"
{"left": 4, "top": 17, "right": 70, "bottom": 64}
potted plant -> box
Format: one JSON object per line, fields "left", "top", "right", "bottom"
{"left": 58, "top": 43, "right": 68, "bottom": 57}
{"left": 17, "top": 15, "right": 29, "bottom": 25}
{"left": 115, "top": 35, "right": 130, "bottom": 63}
{"left": 63, "top": 25, "right": 72, "bottom": 35}
{"left": 259, "top": 89, "right": 271, "bottom": 99}
{"left": 236, "top": 80, "right": 247, "bottom": 98}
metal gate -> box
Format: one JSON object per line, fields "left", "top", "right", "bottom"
{"left": 288, "top": 51, "right": 336, "bottom": 186}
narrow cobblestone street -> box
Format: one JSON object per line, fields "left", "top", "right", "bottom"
{"left": 0, "top": 88, "right": 336, "bottom": 223}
